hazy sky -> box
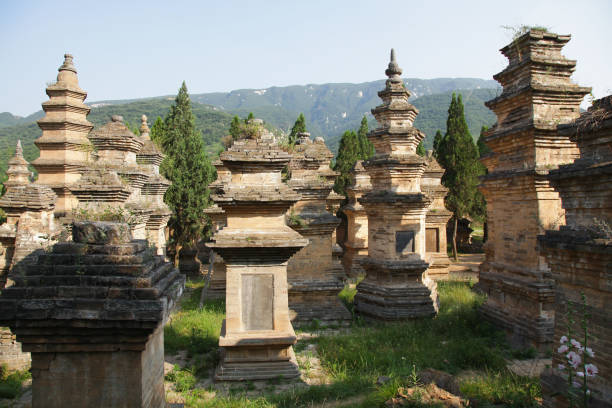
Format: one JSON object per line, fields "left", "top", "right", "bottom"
{"left": 1, "top": 0, "right": 610, "bottom": 116}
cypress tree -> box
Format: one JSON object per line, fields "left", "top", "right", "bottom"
{"left": 437, "top": 93, "right": 483, "bottom": 260}
{"left": 416, "top": 141, "right": 426, "bottom": 156}
{"left": 159, "top": 81, "right": 215, "bottom": 265}
{"left": 432, "top": 130, "right": 443, "bottom": 157}
{"left": 356, "top": 115, "right": 374, "bottom": 159}
{"left": 229, "top": 115, "right": 242, "bottom": 140}
{"left": 150, "top": 116, "right": 164, "bottom": 145}
{"left": 477, "top": 125, "right": 491, "bottom": 157}
{"left": 288, "top": 113, "right": 307, "bottom": 145}
{"left": 332, "top": 130, "right": 359, "bottom": 195}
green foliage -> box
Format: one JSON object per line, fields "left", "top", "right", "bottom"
{"left": 357, "top": 115, "right": 374, "bottom": 158}
{"left": 150, "top": 116, "right": 164, "bottom": 145}
{"left": 0, "top": 366, "right": 31, "bottom": 399}
{"left": 229, "top": 115, "right": 241, "bottom": 140}
{"left": 477, "top": 125, "right": 491, "bottom": 157}
{"left": 71, "top": 205, "right": 137, "bottom": 223}
{"left": 460, "top": 371, "right": 541, "bottom": 407}
{"left": 159, "top": 82, "right": 216, "bottom": 253}
{"left": 288, "top": 113, "right": 307, "bottom": 145}
{"left": 332, "top": 116, "right": 374, "bottom": 196}
{"left": 416, "top": 141, "right": 426, "bottom": 156}
{"left": 433, "top": 130, "right": 443, "bottom": 156}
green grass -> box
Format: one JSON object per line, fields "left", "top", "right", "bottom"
{"left": 165, "top": 281, "right": 541, "bottom": 407}
{"left": 0, "top": 366, "right": 31, "bottom": 399}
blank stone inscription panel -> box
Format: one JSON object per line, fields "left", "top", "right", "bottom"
{"left": 241, "top": 274, "right": 274, "bottom": 330}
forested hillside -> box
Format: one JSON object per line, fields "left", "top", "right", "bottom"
{"left": 0, "top": 77, "right": 499, "bottom": 179}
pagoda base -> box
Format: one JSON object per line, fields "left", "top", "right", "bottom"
{"left": 215, "top": 321, "right": 299, "bottom": 381}
{"left": 426, "top": 253, "right": 451, "bottom": 281}
{"left": 355, "top": 258, "right": 438, "bottom": 320}
{"left": 477, "top": 261, "right": 555, "bottom": 350}
{"left": 289, "top": 279, "right": 352, "bottom": 326}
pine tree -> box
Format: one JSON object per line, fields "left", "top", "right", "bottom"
{"left": 229, "top": 115, "right": 242, "bottom": 140}
{"left": 159, "top": 81, "right": 215, "bottom": 265}
{"left": 288, "top": 113, "right": 307, "bottom": 145}
{"left": 432, "top": 130, "right": 443, "bottom": 157}
{"left": 477, "top": 125, "right": 491, "bottom": 157}
{"left": 245, "top": 112, "right": 254, "bottom": 123}
{"left": 416, "top": 141, "right": 426, "bottom": 156}
{"left": 332, "top": 130, "right": 359, "bottom": 196}
{"left": 356, "top": 116, "right": 374, "bottom": 159}
{"left": 150, "top": 116, "right": 164, "bottom": 145}
{"left": 436, "top": 93, "right": 483, "bottom": 260}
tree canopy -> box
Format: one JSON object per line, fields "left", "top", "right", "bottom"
{"left": 288, "top": 113, "right": 307, "bottom": 146}
{"left": 333, "top": 115, "right": 374, "bottom": 196}
{"left": 158, "top": 81, "right": 215, "bottom": 261}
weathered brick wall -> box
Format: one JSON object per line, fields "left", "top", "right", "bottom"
{"left": 0, "top": 327, "right": 30, "bottom": 371}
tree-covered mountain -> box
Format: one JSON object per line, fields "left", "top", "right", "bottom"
{"left": 0, "top": 77, "right": 499, "bottom": 180}
{"left": 0, "top": 100, "right": 234, "bottom": 180}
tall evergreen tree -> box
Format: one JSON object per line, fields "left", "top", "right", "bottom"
{"left": 416, "top": 141, "right": 426, "bottom": 156}
{"left": 432, "top": 130, "right": 443, "bottom": 157}
{"left": 245, "top": 112, "right": 254, "bottom": 123}
{"left": 288, "top": 113, "right": 307, "bottom": 145}
{"left": 436, "top": 93, "right": 483, "bottom": 260}
{"left": 332, "top": 130, "right": 359, "bottom": 196}
{"left": 150, "top": 116, "right": 164, "bottom": 145}
{"left": 477, "top": 125, "right": 491, "bottom": 157}
{"left": 159, "top": 81, "right": 215, "bottom": 265}
{"left": 356, "top": 116, "right": 374, "bottom": 159}
{"left": 229, "top": 115, "right": 242, "bottom": 140}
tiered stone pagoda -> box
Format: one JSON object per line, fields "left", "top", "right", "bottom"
{"left": 0, "top": 221, "right": 184, "bottom": 408}
{"left": 203, "top": 159, "right": 230, "bottom": 298}
{"left": 478, "top": 30, "right": 591, "bottom": 349}
{"left": 137, "top": 115, "right": 172, "bottom": 255}
{"left": 32, "top": 54, "right": 94, "bottom": 218}
{"left": 207, "top": 119, "right": 308, "bottom": 380}
{"left": 341, "top": 160, "right": 371, "bottom": 277}
{"left": 421, "top": 151, "right": 452, "bottom": 280}
{"left": 286, "top": 132, "right": 351, "bottom": 325}
{"left": 355, "top": 50, "right": 438, "bottom": 320}
{"left": 0, "top": 142, "right": 58, "bottom": 372}
{"left": 539, "top": 96, "right": 612, "bottom": 407}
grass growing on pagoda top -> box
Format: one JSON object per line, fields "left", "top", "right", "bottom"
{"left": 164, "top": 281, "right": 541, "bottom": 407}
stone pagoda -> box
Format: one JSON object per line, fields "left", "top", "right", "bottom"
{"left": 203, "top": 159, "right": 230, "bottom": 298}
{"left": 539, "top": 96, "right": 612, "bottom": 407}
{"left": 32, "top": 54, "right": 94, "bottom": 218}
{"left": 0, "top": 142, "right": 58, "bottom": 372}
{"left": 137, "top": 115, "right": 172, "bottom": 255}
{"left": 478, "top": 30, "right": 591, "bottom": 349}
{"left": 207, "top": 120, "right": 308, "bottom": 380}
{"left": 421, "top": 151, "right": 452, "bottom": 280}
{"left": 286, "top": 133, "right": 351, "bottom": 325}
{"left": 355, "top": 50, "right": 437, "bottom": 320}
{"left": 0, "top": 221, "right": 184, "bottom": 408}
{"left": 341, "top": 160, "right": 371, "bottom": 277}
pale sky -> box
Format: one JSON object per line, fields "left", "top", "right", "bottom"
{"left": 1, "top": 0, "right": 610, "bottom": 116}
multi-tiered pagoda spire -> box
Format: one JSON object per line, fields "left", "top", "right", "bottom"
{"left": 355, "top": 50, "right": 437, "bottom": 320}
{"left": 32, "top": 54, "right": 93, "bottom": 216}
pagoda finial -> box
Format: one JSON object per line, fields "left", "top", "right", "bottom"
{"left": 59, "top": 53, "right": 77, "bottom": 73}
{"left": 385, "top": 48, "right": 403, "bottom": 83}
{"left": 140, "top": 115, "right": 151, "bottom": 139}
{"left": 15, "top": 140, "right": 23, "bottom": 157}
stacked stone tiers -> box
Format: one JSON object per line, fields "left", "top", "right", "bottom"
{"left": 32, "top": 54, "right": 94, "bottom": 216}
{"left": 355, "top": 50, "right": 438, "bottom": 320}
{"left": 421, "top": 152, "right": 452, "bottom": 279}
{"left": 539, "top": 96, "right": 612, "bottom": 407}
{"left": 286, "top": 133, "right": 350, "bottom": 325}
{"left": 0, "top": 221, "right": 184, "bottom": 408}
{"left": 341, "top": 160, "right": 371, "bottom": 277}
{"left": 478, "top": 30, "right": 591, "bottom": 350}
{"left": 208, "top": 123, "right": 307, "bottom": 381}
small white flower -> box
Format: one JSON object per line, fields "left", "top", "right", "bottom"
{"left": 585, "top": 347, "right": 595, "bottom": 357}
{"left": 567, "top": 351, "right": 582, "bottom": 368}
{"left": 585, "top": 364, "right": 598, "bottom": 377}
{"left": 558, "top": 344, "right": 569, "bottom": 354}
{"left": 560, "top": 336, "right": 568, "bottom": 344}
{"left": 576, "top": 371, "right": 584, "bottom": 377}
{"left": 572, "top": 381, "right": 582, "bottom": 388}
{"left": 558, "top": 364, "right": 565, "bottom": 371}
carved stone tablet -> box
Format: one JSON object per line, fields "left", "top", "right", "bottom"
{"left": 241, "top": 274, "right": 274, "bottom": 330}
